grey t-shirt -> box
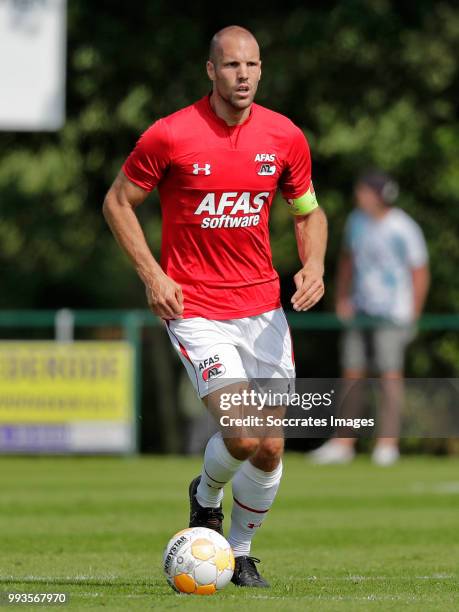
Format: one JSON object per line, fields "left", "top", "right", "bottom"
{"left": 344, "top": 208, "right": 428, "bottom": 323}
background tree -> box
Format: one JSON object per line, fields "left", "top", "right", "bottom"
{"left": 1, "top": 0, "right": 459, "bottom": 375}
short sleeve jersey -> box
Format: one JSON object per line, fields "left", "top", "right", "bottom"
{"left": 123, "top": 95, "right": 313, "bottom": 319}
{"left": 344, "top": 208, "right": 428, "bottom": 323}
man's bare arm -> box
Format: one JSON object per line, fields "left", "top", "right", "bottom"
{"left": 291, "top": 207, "right": 328, "bottom": 311}
{"left": 103, "top": 172, "right": 183, "bottom": 319}
{"left": 335, "top": 250, "right": 354, "bottom": 320}
{"left": 412, "top": 264, "right": 430, "bottom": 318}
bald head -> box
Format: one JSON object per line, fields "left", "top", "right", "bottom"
{"left": 206, "top": 25, "right": 261, "bottom": 117}
{"left": 209, "top": 26, "right": 259, "bottom": 65}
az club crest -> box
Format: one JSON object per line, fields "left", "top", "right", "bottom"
{"left": 257, "top": 163, "right": 276, "bottom": 176}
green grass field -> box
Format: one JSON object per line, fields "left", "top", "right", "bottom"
{"left": 0, "top": 454, "right": 458, "bottom": 611}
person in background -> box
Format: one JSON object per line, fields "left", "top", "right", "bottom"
{"left": 310, "top": 170, "right": 430, "bottom": 466}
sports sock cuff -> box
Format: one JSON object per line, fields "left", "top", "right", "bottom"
{"left": 241, "top": 459, "right": 283, "bottom": 487}
{"left": 212, "top": 432, "right": 243, "bottom": 471}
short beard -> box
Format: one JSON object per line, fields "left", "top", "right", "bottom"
{"left": 218, "top": 87, "right": 256, "bottom": 111}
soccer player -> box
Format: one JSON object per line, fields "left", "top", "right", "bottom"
{"left": 103, "top": 25, "right": 327, "bottom": 587}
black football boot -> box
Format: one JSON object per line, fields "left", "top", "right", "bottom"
{"left": 231, "top": 555, "right": 270, "bottom": 588}
{"left": 188, "top": 475, "right": 224, "bottom": 535}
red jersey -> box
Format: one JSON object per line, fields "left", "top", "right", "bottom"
{"left": 122, "top": 95, "right": 313, "bottom": 319}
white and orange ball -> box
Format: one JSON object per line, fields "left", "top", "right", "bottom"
{"left": 163, "top": 527, "right": 235, "bottom": 595}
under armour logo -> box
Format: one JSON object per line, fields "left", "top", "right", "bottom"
{"left": 192, "top": 163, "right": 211, "bottom": 175}
{"left": 247, "top": 522, "right": 262, "bottom": 529}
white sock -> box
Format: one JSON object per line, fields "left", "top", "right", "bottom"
{"left": 228, "top": 460, "right": 282, "bottom": 557}
{"left": 196, "top": 432, "right": 243, "bottom": 508}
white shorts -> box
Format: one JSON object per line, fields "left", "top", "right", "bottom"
{"left": 166, "top": 308, "right": 295, "bottom": 398}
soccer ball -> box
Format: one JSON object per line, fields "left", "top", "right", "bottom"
{"left": 163, "top": 527, "right": 235, "bottom": 595}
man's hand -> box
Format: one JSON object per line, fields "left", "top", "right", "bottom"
{"left": 291, "top": 260, "right": 325, "bottom": 311}
{"left": 145, "top": 273, "right": 184, "bottom": 320}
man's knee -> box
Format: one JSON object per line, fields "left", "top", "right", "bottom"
{"left": 251, "top": 437, "right": 284, "bottom": 471}
{"left": 258, "top": 437, "right": 284, "bottom": 459}
{"left": 223, "top": 437, "right": 284, "bottom": 466}
{"left": 224, "top": 437, "right": 260, "bottom": 460}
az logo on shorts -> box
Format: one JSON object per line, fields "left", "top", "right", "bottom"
{"left": 199, "top": 355, "right": 226, "bottom": 381}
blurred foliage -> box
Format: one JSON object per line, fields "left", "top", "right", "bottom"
{"left": 1, "top": 0, "right": 459, "bottom": 375}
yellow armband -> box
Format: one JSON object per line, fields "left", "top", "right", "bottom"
{"left": 286, "top": 183, "right": 319, "bottom": 215}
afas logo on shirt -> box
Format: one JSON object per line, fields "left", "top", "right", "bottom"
{"left": 194, "top": 192, "right": 269, "bottom": 215}
{"left": 193, "top": 191, "right": 270, "bottom": 229}
{"left": 254, "top": 153, "right": 276, "bottom": 162}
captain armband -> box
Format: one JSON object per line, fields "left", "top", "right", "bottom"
{"left": 285, "top": 182, "right": 319, "bottom": 216}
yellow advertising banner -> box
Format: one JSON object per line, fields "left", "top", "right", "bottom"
{"left": 0, "top": 342, "right": 134, "bottom": 423}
